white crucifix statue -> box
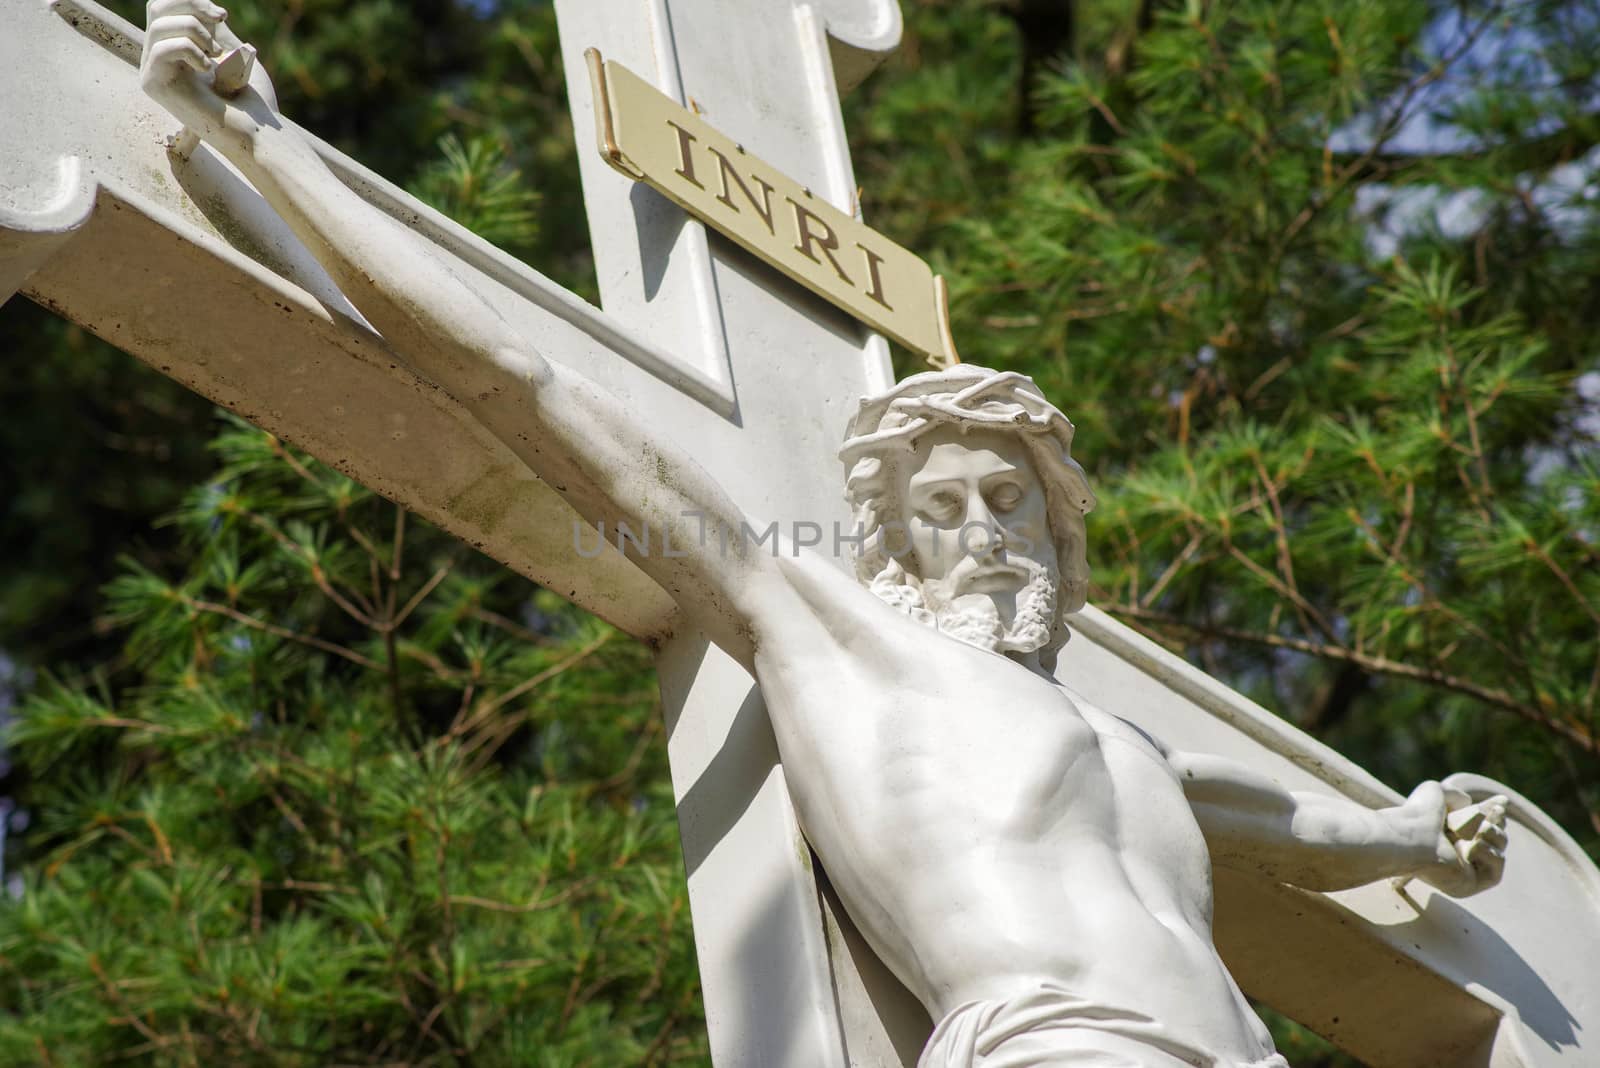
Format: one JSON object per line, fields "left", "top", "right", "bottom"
{"left": 5, "top": 1, "right": 1600, "bottom": 1065}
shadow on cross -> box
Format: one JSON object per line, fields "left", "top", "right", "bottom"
{"left": 171, "top": 142, "right": 370, "bottom": 332}
{"left": 667, "top": 639, "right": 935, "bottom": 1062}
{"left": 1409, "top": 890, "right": 1579, "bottom": 1054}
{"left": 671, "top": 674, "right": 773, "bottom": 880}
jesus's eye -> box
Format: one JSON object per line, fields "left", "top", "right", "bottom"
{"left": 922, "top": 491, "right": 962, "bottom": 522}
{"left": 989, "top": 483, "right": 1024, "bottom": 513}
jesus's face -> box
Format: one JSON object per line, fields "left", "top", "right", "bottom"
{"left": 893, "top": 426, "right": 1059, "bottom": 655}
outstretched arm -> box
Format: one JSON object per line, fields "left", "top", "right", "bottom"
{"left": 1171, "top": 751, "right": 1508, "bottom": 896}
{"left": 140, "top": 3, "right": 777, "bottom": 664}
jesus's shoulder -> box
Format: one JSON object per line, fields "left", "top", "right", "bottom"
{"left": 752, "top": 548, "right": 899, "bottom": 655}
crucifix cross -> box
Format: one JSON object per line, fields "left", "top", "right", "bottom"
{"left": 5, "top": 2, "right": 1600, "bottom": 1065}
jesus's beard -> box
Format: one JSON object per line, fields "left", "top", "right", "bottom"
{"left": 867, "top": 555, "right": 1060, "bottom": 657}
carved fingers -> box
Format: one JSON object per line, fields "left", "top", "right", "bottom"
{"left": 1407, "top": 785, "right": 1509, "bottom": 898}
{"left": 1445, "top": 792, "right": 1509, "bottom": 894}
{"left": 141, "top": 0, "right": 226, "bottom": 135}
{"left": 143, "top": 0, "right": 228, "bottom": 77}
{"left": 142, "top": 1, "right": 276, "bottom": 149}
{"left": 1388, "top": 780, "right": 1510, "bottom": 895}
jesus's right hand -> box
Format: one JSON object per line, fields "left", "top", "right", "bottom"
{"left": 141, "top": 0, "right": 280, "bottom": 156}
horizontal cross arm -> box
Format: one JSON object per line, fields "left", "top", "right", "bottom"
{"left": 1, "top": 0, "right": 771, "bottom": 641}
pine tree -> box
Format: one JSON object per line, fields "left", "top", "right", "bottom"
{"left": 2, "top": 419, "right": 705, "bottom": 1064}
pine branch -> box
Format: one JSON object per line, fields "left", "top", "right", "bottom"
{"left": 231, "top": 509, "right": 378, "bottom": 625}
{"left": 183, "top": 594, "right": 382, "bottom": 672}
{"left": 1328, "top": 118, "right": 1600, "bottom": 185}
{"left": 390, "top": 564, "right": 453, "bottom": 631}
{"left": 452, "top": 631, "right": 615, "bottom": 767}
{"left": 1108, "top": 602, "right": 1596, "bottom": 754}
{"left": 467, "top": 604, "right": 557, "bottom": 646}
{"left": 447, "top": 875, "right": 600, "bottom": 914}
{"left": 1275, "top": 3, "right": 1507, "bottom": 255}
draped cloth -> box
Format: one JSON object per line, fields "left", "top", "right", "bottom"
{"left": 918, "top": 983, "right": 1293, "bottom": 1068}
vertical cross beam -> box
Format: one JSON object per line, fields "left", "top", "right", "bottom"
{"left": 551, "top": 2, "right": 912, "bottom": 1062}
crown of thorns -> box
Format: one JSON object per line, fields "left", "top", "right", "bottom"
{"left": 839, "top": 366, "right": 1096, "bottom": 519}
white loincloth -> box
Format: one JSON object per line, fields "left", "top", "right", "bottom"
{"left": 918, "top": 982, "right": 1294, "bottom": 1068}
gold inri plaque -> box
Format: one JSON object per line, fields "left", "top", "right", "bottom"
{"left": 585, "top": 49, "right": 959, "bottom": 367}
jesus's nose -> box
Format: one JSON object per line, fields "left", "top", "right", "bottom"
{"left": 962, "top": 504, "right": 1000, "bottom": 557}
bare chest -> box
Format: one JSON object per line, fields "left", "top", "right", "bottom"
{"left": 767, "top": 634, "right": 1199, "bottom": 862}
{"left": 870, "top": 671, "right": 1108, "bottom": 839}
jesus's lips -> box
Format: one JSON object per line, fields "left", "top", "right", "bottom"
{"left": 960, "top": 562, "right": 1028, "bottom": 592}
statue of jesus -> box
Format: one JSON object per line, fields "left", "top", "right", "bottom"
{"left": 141, "top": 7, "right": 1509, "bottom": 1065}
